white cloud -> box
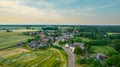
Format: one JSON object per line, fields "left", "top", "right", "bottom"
{"left": 0, "top": 0, "right": 120, "bottom": 25}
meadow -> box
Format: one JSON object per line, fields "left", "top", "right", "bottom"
{"left": 0, "top": 28, "right": 68, "bottom": 67}
{"left": 0, "top": 47, "right": 68, "bottom": 67}
{"left": 0, "top": 31, "right": 34, "bottom": 50}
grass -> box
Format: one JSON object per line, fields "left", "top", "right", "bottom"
{"left": 79, "top": 37, "right": 92, "bottom": 42}
{"left": 12, "top": 29, "right": 38, "bottom": 32}
{"left": 91, "top": 46, "right": 117, "bottom": 54}
{"left": 107, "top": 32, "right": 120, "bottom": 35}
{"left": 0, "top": 47, "right": 68, "bottom": 67}
{"left": 0, "top": 31, "right": 34, "bottom": 50}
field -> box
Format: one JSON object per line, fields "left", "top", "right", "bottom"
{"left": 0, "top": 47, "right": 68, "bottom": 67}
{"left": 0, "top": 31, "right": 34, "bottom": 50}
{"left": 0, "top": 29, "right": 68, "bottom": 67}
{"left": 107, "top": 32, "right": 120, "bottom": 35}
{"left": 91, "top": 46, "right": 117, "bottom": 54}
{"left": 12, "top": 29, "right": 38, "bottom": 32}
{"left": 0, "top": 25, "right": 42, "bottom": 30}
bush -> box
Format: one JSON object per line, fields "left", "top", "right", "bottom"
{"left": 59, "top": 41, "right": 66, "bottom": 45}
{"left": 90, "top": 60, "right": 105, "bottom": 67}
{"left": 86, "top": 57, "right": 94, "bottom": 64}
{"left": 105, "top": 55, "right": 120, "bottom": 67}
{"left": 77, "top": 57, "right": 86, "bottom": 64}
{"left": 74, "top": 46, "right": 83, "bottom": 55}
{"left": 52, "top": 45, "right": 62, "bottom": 50}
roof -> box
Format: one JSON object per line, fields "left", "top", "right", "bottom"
{"left": 72, "top": 42, "right": 85, "bottom": 49}
{"left": 29, "top": 41, "right": 39, "bottom": 48}
{"left": 41, "top": 38, "right": 49, "bottom": 43}
{"left": 65, "top": 43, "right": 69, "bottom": 47}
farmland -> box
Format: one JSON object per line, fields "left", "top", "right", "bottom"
{"left": 0, "top": 47, "right": 68, "bottom": 67}
{"left": 0, "top": 31, "right": 34, "bottom": 50}
{"left": 0, "top": 27, "right": 68, "bottom": 67}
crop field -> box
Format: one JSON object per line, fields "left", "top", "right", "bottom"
{"left": 0, "top": 31, "right": 34, "bottom": 50}
{"left": 12, "top": 29, "right": 38, "bottom": 32}
{"left": 0, "top": 47, "right": 68, "bottom": 67}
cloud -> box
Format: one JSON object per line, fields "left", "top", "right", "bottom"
{"left": 83, "top": 3, "right": 120, "bottom": 12}
{"left": 0, "top": 0, "right": 120, "bottom": 25}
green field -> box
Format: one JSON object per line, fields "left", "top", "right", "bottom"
{"left": 0, "top": 47, "right": 68, "bottom": 67}
{"left": 91, "top": 46, "right": 117, "bottom": 54}
{"left": 0, "top": 30, "right": 68, "bottom": 67}
{"left": 0, "top": 31, "right": 34, "bottom": 50}
{"left": 107, "top": 32, "right": 120, "bottom": 35}
{"left": 0, "top": 26, "right": 42, "bottom": 30}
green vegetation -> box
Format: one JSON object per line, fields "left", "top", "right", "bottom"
{"left": 0, "top": 47, "right": 68, "bottom": 67}
{"left": 105, "top": 55, "right": 120, "bottom": 67}
{"left": 91, "top": 46, "right": 117, "bottom": 54}
{"left": 74, "top": 46, "right": 83, "bottom": 55}
{"left": 0, "top": 31, "right": 34, "bottom": 50}
{"left": 0, "top": 25, "right": 120, "bottom": 67}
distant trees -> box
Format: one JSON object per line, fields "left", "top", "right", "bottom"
{"left": 26, "top": 26, "right": 30, "bottom": 29}
{"left": 6, "top": 29, "right": 12, "bottom": 32}
{"left": 42, "top": 27, "right": 58, "bottom": 30}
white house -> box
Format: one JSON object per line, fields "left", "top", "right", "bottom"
{"left": 65, "top": 43, "right": 69, "bottom": 48}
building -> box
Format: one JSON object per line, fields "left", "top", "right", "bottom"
{"left": 69, "top": 42, "right": 85, "bottom": 52}
{"left": 65, "top": 43, "right": 69, "bottom": 48}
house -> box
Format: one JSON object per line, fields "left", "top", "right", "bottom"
{"left": 65, "top": 43, "right": 69, "bottom": 48}
{"left": 70, "top": 42, "right": 85, "bottom": 52}
{"left": 29, "top": 41, "right": 39, "bottom": 48}
{"left": 61, "top": 38, "right": 65, "bottom": 42}
{"left": 41, "top": 38, "right": 49, "bottom": 43}
{"left": 39, "top": 33, "right": 46, "bottom": 39}
{"left": 70, "top": 33, "right": 75, "bottom": 38}
{"left": 70, "top": 46, "right": 75, "bottom": 52}
{"left": 72, "top": 42, "right": 85, "bottom": 50}
{"left": 39, "top": 43, "right": 48, "bottom": 47}
{"left": 94, "top": 53, "right": 108, "bottom": 63}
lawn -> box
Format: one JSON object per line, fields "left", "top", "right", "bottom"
{"left": 91, "top": 46, "right": 117, "bottom": 54}
{"left": 0, "top": 47, "right": 68, "bottom": 67}
{"left": 0, "top": 31, "right": 34, "bottom": 50}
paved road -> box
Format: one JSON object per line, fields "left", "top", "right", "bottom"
{"left": 63, "top": 47, "right": 74, "bottom": 67}
{"left": 53, "top": 37, "right": 74, "bottom": 67}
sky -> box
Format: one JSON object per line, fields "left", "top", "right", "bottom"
{"left": 0, "top": 0, "right": 120, "bottom": 25}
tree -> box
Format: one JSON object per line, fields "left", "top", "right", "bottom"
{"left": 86, "top": 57, "right": 94, "bottom": 64}
{"left": 90, "top": 60, "right": 105, "bottom": 67}
{"left": 6, "top": 29, "right": 12, "bottom": 32}
{"left": 74, "top": 46, "right": 83, "bottom": 55}
{"left": 105, "top": 55, "right": 120, "bottom": 67}
{"left": 59, "top": 41, "right": 66, "bottom": 45}
{"left": 77, "top": 57, "right": 86, "bottom": 64}
{"left": 114, "top": 43, "right": 120, "bottom": 52}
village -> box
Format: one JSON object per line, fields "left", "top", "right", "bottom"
{"left": 20, "top": 26, "right": 110, "bottom": 67}
{"left": 0, "top": 25, "right": 120, "bottom": 67}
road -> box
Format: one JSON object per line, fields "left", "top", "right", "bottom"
{"left": 53, "top": 37, "right": 74, "bottom": 67}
